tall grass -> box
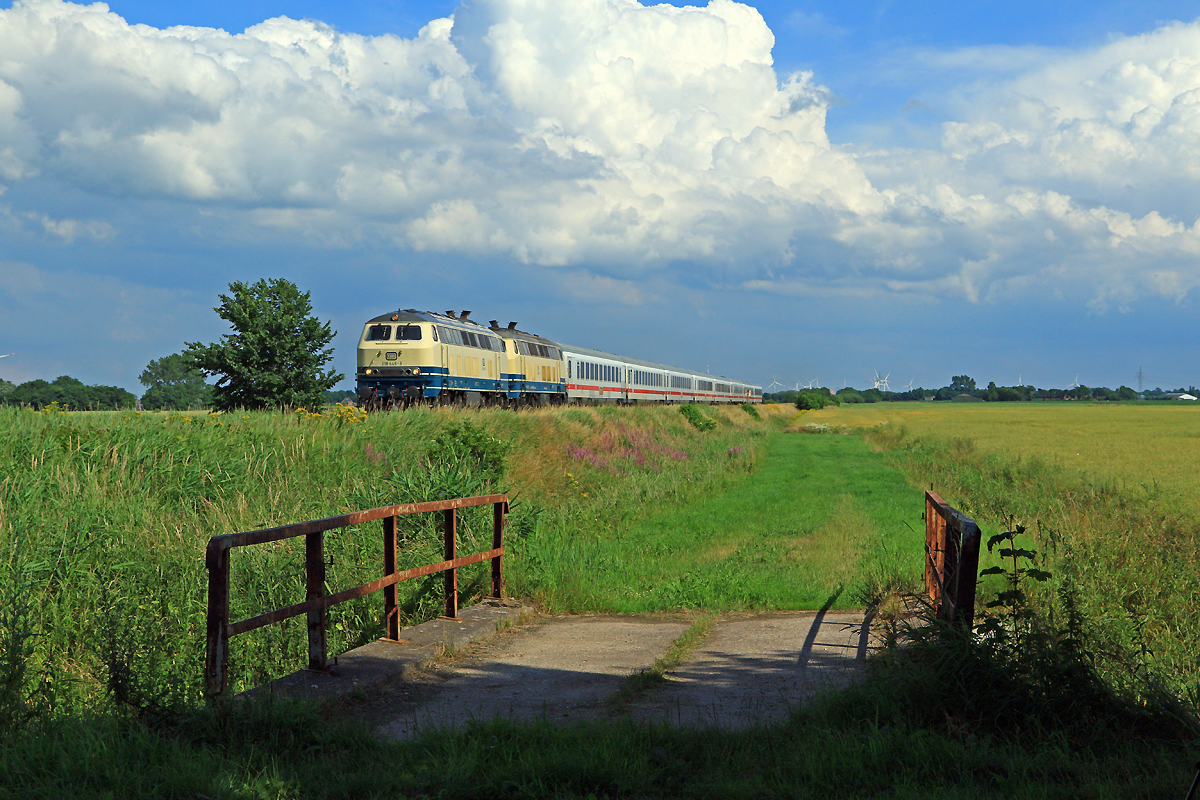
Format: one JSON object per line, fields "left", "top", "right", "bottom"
{"left": 0, "top": 402, "right": 776, "bottom": 720}
{"left": 865, "top": 420, "right": 1200, "bottom": 704}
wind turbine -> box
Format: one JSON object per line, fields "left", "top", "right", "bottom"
{"left": 1068, "top": 373, "right": 1080, "bottom": 390}
{"left": 872, "top": 370, "right": 891, "bottom": 392}
{"left": 0, "top": 353, "right": 14, "bottom": 359}
{"left": 766, "top": 375, "right": 784, "bottom": 393}
{"left": 904, "top": 379, "right": 915, "bottom": 391}
{"left": 805, "top": 377, "right": 819, "bottom": 389}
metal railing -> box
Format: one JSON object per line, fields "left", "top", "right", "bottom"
{"left": 924, "top": 490, "right": 981, "bottom": 629}
{"left": 204, "top": 494, "right": 509, "bottom": 701}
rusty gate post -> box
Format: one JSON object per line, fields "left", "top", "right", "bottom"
{"left": 491, "top": 501, "right": 506, "bottom": 598}
{"left": 383, "top": 515, "right": 399, "bottom": 640}
{"left": 952, "top": 517, "right": 982, "bottom": 629}
{"left": 205, "top": 539, "right": 231, "bottom": 701}
{"left": 924, "top": 491, "right": 943, "bottom": 609}
{"left": 443, "top": 508, "right": 458, "bottom": 618}
{"left": 305, "top": 531, "right": 328, "bottom": 671}
{"left": 941, "top": 515, "right": 963, "bottom": 623}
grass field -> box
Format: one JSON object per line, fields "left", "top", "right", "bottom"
{"left": 803, "top": 400, "right": 1200, "bottom": 521}
{"left": 799, "top": 400, "right": 1200, "bottom": 702}
{"left": 513, "top": 429, "right": 924, "bottom": 613}
{"left": 2, "top": 399, "right": 1197, "bottom": 797}
{"left": 0, "top": 401, "right": 790, "bottom": 714}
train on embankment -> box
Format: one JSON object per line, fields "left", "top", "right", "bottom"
{"left": 355, "top": 309, "right": 762, "bottom": 409}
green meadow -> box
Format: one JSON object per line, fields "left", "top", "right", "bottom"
{"left": 518, "top": 431, "right": 922, "bottom": 613}
{"left": 811, "top": 401, "right": 1200, "bottom": 702}
{"left": 0, "top": 400, "right": 1196, "bottom": 798}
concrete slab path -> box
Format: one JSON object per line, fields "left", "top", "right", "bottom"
{"left": 348, "top": 607, "right": 878, "bottom": 739}
{"left": 625, "top": 610, "right": 874, "bottom": 729}
{"left": 376, "top": 615, "right": 688, "bottom": 740}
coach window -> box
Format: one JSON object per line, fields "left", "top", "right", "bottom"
{"left": 397, "top": 324, "right": 422, "bottom": 340}
{"left": 366, "top": 325, "right": 391, "bottom": 341}
{"left": 431, "top": 326, "right": 438, "bottom": 342}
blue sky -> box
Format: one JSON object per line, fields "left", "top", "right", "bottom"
{"left": 1, "top": 0, "right": 1198, "bottom": 394}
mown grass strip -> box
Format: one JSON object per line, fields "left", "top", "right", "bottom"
{"left": 516, "top": 430, "right": 926, "bottom": 613}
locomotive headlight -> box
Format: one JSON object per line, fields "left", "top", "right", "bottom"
{"left": 412, "top": 368, "right": 421, "bottom": 375}
{"left": 364, "top": 368, "right": 374, "bottom": 375}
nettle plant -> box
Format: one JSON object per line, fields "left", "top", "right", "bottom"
{"left": 978, "top": 523, "right": 1053, "bottom": 646}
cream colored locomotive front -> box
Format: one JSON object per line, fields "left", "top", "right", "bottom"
{"left": 358, "top": 321, "right": 437, "bottom": 378}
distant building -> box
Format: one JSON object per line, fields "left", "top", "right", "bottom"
{"left": 951, "top": 393, "right": 982, "bottom": 402}
{"left": 1179, "top": 394, "right": 1197, "bottom": 401}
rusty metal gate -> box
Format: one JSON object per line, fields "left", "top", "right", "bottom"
{"left": 924, "top": 490, "right": 981, "bottom": 628}
{"left": 205, "top": 494, "right": 508, "bottom": 701}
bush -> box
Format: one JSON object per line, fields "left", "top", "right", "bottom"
{"left": 796, "top": 390, "right": 839, "bottom": 410}
{"left": 428, "top": 420, "right": 511, "bottom": 485}
{"left": 678, "top": 404, "right": 717, "bottom": 431}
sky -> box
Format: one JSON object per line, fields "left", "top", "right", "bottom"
{"left": 2, "top": 0, "right": 1199, "bottom": 395}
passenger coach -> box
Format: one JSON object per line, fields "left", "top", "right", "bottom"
{"left": 562, "top": 344, "right": 761, "bottom": 405}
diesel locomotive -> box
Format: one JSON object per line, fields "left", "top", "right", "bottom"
{"left": 355, "top": 308, "right": 762, "bottom": 409}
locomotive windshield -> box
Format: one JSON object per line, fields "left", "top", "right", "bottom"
{"left": 396, "top": 324, "right": 422, "bottom": 341}
{"left": 367, "top": 323, "right": 422, "bottom": 342}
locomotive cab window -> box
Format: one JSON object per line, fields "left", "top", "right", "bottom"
{"left": 396, "top": 324, "right": 423, "bottom": 341}
{"left": 366, "top": 325, "right": 391, "bottom": 341}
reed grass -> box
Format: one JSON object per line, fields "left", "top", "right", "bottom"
{"left": 0, "top": 402, "right": 780, "bottom": 716}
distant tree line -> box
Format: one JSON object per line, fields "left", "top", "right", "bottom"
{"left": 764, "top": 374, "right": 1188, "bottom": 407}
{"left": 0, "top": 375, "right": 137, "bottom": 410}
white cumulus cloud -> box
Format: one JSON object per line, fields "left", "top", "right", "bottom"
{"left": 1, "top": 0, "right": 1199, "bottom": 311}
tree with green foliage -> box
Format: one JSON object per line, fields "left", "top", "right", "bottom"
{"left": 836, "top": 387, "right": 865, "bottom": 404}
{"left": 950, "top": 375, "right": 977, "bottom": 394}
{"left": 183, "top": 279, "right": 343, "bottom": 411}
{"left": 994, "top": 386, "right": 1025, "bottom": 401}
{"left": 138, "top": 353, "right": 214, "bottom": 410}
{"left": 1116, "top": 385, "right": 1138, "bottom": 401}
{"left": 1064, "top": 384, "right": 1091, "bottom": 400}
{"left": 0, "top": 378, "right": 14, "bottom": 397}
{"left": 795, "top": 389, "right": 839, "bottom": 410}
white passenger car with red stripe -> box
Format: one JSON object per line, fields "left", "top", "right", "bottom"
{"left": 560, "top": 343, "right": 761, "bottom": 405}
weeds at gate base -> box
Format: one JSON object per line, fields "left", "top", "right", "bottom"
{"left": 857, "top": 524, "right": 1197, "bottom": 755}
